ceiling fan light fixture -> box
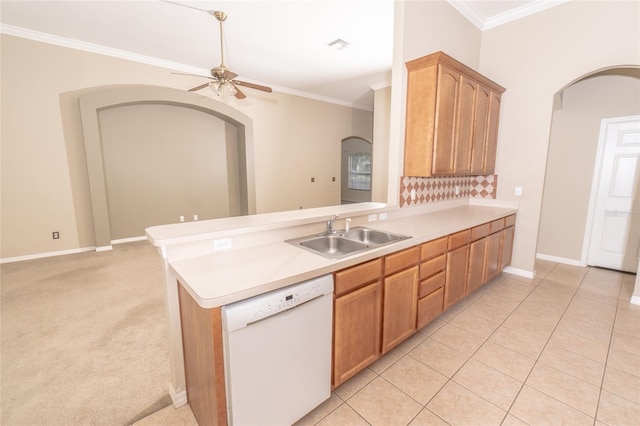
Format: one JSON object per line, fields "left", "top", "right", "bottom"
{"left": 328, "top": 38, "right": 349, "bottom": 50}
{"left": 209, "top": 81, "right": 237, "bottom": 98}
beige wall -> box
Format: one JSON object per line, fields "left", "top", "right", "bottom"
{"left": 538, "top": 71, "right": 640, "bottom": 262}
{"left": 477, "top": 0, "right": 640, "bottom": 274}
{"left": 0, "top": 34, "right": 372, "bottom": 259}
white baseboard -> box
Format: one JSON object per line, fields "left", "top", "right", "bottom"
{"left": 631, "top": 295, "right": 640, "bottom": 306}
{"left": 536, "top": 253, "right": 584, "bottom": 267}
{"left": 112, "top": 235, "right": 147, "bottom": 244}
{"left": 169, "top": 383, "right": 188, "bottom": 408}
{"left": 95, "top": 245, "right": 113, "bottom": 252}
{"left": 504, "top": 266, "right": 535, "bottom": 279}
{"left": 0, "top": 246, "right": 96, "bottom": 264}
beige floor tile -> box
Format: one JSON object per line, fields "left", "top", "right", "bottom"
{"left": 382, "top": 355, "right": 448, "bottom": 405}
{"left": 538, "top": 343, "right": 605, "bottom": 386}
{"left": 426, "top": 381, "right": 506, "bottom": 425}
{"left": 488, "top": 325, "right": 550, "bottom": 359}
{"left": 510, "top": 385, "right": 594, "bottom": 425}
{"left": 603, "top": 366, "right": 640, "bottom": 404}
{"left": 525, "top": 363, "right": 600, "bottom": 417}
{"left": 548, "top": 328, "right": 609, "bottom": 364}
{"left": 611, "top": 330, "right": 640, "bottom": 355}
{"left": 554, "top": 316, "right": 613, "bottom": 344}
{"left": 417, "top": 318, "right": 447, "bottom": 337}
{"left": 395, "top": 329, "right": 429, "bottom": 354}
{"left": 596, "top": 390, "right": 640, "bottom": 426}
{"left": 534, "top": 259, "right": 556, "bottom": 278}
{"left": 447, "top": 310, "right": 502, "bottom": 339}
{"left": 500, "top": 414, "right": 529, "bottom": 426}
{"left": 452, "top": 359, "right": 522, "bottom": 410}
{"left": 295, "top": 393, "right": 344, "bottom": 426}
{"left": 368, "top": 348, "right": 403, "bottom": 375}
{"left": 509, "top": 302, "right": 564, "bottom": 329}
{"left": 546, "top": 265, "right": 588, "bottom": 285}
{"left": 333, "top": 368, "right": 377, "bottom": 400}
{"left": 408, "top": 338, "right": 468, "bottom": 378}
{"left": 615, "top": 307, "right": 640, "bottom": 336}
{"left": 488, "top": 279, "right": 537, "bottom": 302}
{"left": 501, "top": 310, "right": 556, "bottom": 335}
{"left": 315, "top": 403, "right": 368, "bottom": 426}
{"left": 429, "top": 323, "right": 486, "bottom": 356}
{"left": 607, "top": 342, "right": 640, "bottom": 378}
{"left": 462, "top": 301, "right": 512, "bottom": 324}
{"left": 347, "top": 377, "right": 422, "bottom": 426}
{"left": 408, "top": 408, "right": 449, "bottom": 426}
{"left": 472, "top": 341, "right": 535, "bottom": 382}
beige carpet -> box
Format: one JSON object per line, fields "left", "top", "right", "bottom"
{"left": 1, "top": 241, "right": 172, "bottom": 425}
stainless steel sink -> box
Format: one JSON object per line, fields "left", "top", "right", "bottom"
{"left": 286, "top": 227, "right": 411, "bottom": 259}
{"left": 341, "top": 227, "right": 409, "bottom": 245}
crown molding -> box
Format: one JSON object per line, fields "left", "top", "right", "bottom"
{"left": 448, "top": 0, "right": 570, "bottom": 31}
{"left": 0, "top": 24, "right": 371, "bottom": 111}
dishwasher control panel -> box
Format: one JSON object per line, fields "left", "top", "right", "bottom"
{"left": 222, "top": 274, "right": 334, "bottom": 332}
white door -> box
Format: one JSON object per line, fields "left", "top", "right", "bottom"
{"left": 588, "top": 116, "right": 640, "bottom": 273}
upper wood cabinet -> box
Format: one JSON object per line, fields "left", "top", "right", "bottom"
{"left": 404, "top": 51, "right": 506, "bottom": 177}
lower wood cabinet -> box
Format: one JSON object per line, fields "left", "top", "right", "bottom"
{"left": 333, "top": 280, "right": 382, "bottom": 387}
{"left": 332, "top": 214, "right": 516, "bottom": 388}
{"left": 382, "top": 266, "right": 419, "bottom": 353}
{"left": 444, "top": 230, "right": 470, "bottom": 310}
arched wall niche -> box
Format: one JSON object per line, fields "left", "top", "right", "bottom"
{"left": 78, "top": 85, "right": 256, "bottom": 250}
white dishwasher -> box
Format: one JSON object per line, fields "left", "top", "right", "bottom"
{"left": 221, "top": 274, "right": 334, "bottom": 426}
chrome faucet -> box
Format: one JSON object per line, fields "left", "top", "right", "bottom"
{"left": 326, "top": 214, "right": 339, "bottom": 234}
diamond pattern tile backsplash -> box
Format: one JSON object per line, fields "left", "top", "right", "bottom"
{"left": 400, "top": 175, "right": 498, "bottom": 207}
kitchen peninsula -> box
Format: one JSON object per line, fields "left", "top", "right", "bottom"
{"left": 146, "top": 198, "right": 518, "bottom": 425}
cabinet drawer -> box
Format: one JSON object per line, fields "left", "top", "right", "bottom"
{"left": 420, "top": 254, "right": 446, "bottom": 280}
{"left": 489, "top": 218, "right": 505, "bottom": 233}
{"left": 471, "top": 223, "right": 490, "bottom": 241}
{"left": 417, "top": 287, "right": 444, "bottom": 329}
{"left": 419, "top": 271, "right": 445, "bottom": 298}
{"left": 448, "top": 229, "right": 471, "bottom": 250}
{"left": 335, "top": 258, "right": 382, "bottom": 297}
{"left": 384, "top": 246, "right": 420, "bottom": 276}
{"left": 505, "top": 214, "right": 516, "bottom": 227}
{"left": 420, "top": 237, "right": 447, "bottom": 261}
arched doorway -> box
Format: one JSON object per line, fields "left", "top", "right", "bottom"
{"left": 537, "top": 67, "right": 640, "bottom": 271}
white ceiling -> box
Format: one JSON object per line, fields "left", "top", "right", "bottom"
{"left": 0, "top": 0, "right": 567, "bottom": 109}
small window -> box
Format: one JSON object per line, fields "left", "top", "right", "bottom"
{"left": 348, "top": 152, "right": 372, "bottom": 190}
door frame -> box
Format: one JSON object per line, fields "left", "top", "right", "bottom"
{"left": 581, "top": 115, "right": 640, "bottom": 267}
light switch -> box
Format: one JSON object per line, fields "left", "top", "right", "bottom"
{"left": 515, "top": 186, "right": 523, "bottom": 196}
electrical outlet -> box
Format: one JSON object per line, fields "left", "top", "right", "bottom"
{"left": 213, "top": 238, "right": 232, "bottom": 251}
{"left": 179, "top": 216, "right": 185, "bottom": 223}
{"left": 410, "top": 189, "right": 416, "bottom": 201}
{"left": 368, "top": 214, "right": 377, "bottom": 222}
{"left": 193, "top": 214, "right": 198, "bottom": 221}
{"left": 379, "top": 212, "right": 388, "bottom": 220}
{"left": 454, "top": 185, "right": 460, "bottom": 195}
{"left": 52, "top": 231, "right": 60, "bottom": 239}
{"left": 515, "top": 186, "right": 523, "bottom": 196}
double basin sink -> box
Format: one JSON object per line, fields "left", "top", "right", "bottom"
{"left": 286, "top": 227, "right": 411, "bottom": 259}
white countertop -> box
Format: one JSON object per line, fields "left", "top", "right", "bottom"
{"left": 170, "top": 204, "right": 517, "bottom": 308}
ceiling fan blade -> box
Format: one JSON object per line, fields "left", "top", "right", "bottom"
{"left": 188, "top": 82, "right": 210, "bottom": 92}
{"left": 172, "top": 72, "right": 213, "bottom": 80}
{"left": 231, "top": 82, "right": 247, "bottom": 99}
{"left": 232, "top": 80, "right": 273, "bottom": 93}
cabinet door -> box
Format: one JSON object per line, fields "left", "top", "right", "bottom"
{"left": 501, "top": 226, "right": 515, "bottom": 270}
{"left": 381, "top": 266, "right": 419, "bottom": 353}
{"left": 471, "top": 84, "right": 491, "bottom": 174}
{"left": 444, "top": 245, "right": 469, "bottom": 310}
{"left": 483, "top": 90, "right": 502, "bottom": 173}
{"left": 453, "top": 74, "right": 476, "bottom": 175}
{"left": 333, "top": 281, "right": 382, "bottom": 387}
{"left": 432, "top": 64, "right": 460, "bottom": 175}
{"left": 467, "top": 237, "right": 487, "bottom": 293}
{"left": 484, "top": 231, "right": 503, "bottom": 282}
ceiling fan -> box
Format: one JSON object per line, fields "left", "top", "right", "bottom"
{"left": 174, "top": 11, "right": 272, "bottom": 99}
